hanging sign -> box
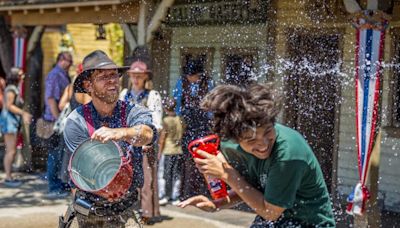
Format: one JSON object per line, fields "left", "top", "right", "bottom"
{"left": 166, "top": 0, "right": 268, "bottom": 26}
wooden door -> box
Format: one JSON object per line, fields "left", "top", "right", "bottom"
{"left": 285, "top": 32, "right": 341, "bottom": 192}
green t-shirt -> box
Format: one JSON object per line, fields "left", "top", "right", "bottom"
{"left": 220, "top": 124, "right": 335, "bottom": 227}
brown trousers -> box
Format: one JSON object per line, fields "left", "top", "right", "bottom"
{"left": 140, "top": 147, "right": 160, "bottom": 218}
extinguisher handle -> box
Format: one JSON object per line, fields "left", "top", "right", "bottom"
{"left": 188, "top": 134, "right": 220, "bottom": 153}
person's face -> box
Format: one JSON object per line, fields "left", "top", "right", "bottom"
{"left": 238, "top": 124, "right": 276, "bottom": 160}
{"left": 86, "top": 69, "right": 120, "bottom": 104}
{"left": 186, "top": 73, "right": 200, "bottom": 83}
{"left": 61, "top": 55, "right": 73, "bottom": 70}
{"left": 129, "top": 72, "right": 148, "bottom": 90}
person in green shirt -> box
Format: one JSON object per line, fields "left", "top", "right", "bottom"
{"left": 178, "top": 83, "right": 335, "bottom": 227}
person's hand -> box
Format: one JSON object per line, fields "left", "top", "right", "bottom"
{"left": 22, "top": 112, "right": 32, "bottom": 125}
{"left": 177, "top": 195, "right": 217, "bottom": 212}
{"left": 194, "top": 150, "right": 228, "bottom": 181}
{"left": 91, "top": 127, "right": 126, "bottom": 143}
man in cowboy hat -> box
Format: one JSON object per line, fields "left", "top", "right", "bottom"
{"left": 60, "top": 50, "right": 157, "bottom": 228}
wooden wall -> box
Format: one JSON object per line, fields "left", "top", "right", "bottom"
{"left": 168, "top": 24, "right": 270, "bottom": 93}
{"left": 272, "top": 0, "right": 400, "bottom": 212}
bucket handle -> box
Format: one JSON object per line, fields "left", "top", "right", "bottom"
{"left": 70, "top": 168, "right": 96, "bottom": 186}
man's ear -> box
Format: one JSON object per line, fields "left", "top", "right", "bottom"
{"left": 83, "top": 80, "right": 92, "bottom": 93}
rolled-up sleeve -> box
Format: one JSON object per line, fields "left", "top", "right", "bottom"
{"left": 127, "top": 106, "right": 158, "bottom": 144}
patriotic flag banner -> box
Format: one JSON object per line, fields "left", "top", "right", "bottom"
{"left": 346, "top": 10, "right": 389, "bottom": 216}
{"left": 13, "top": 36, "right": 27, "bottom": 70}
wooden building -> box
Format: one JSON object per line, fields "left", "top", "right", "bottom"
{"left": 1, "top": 0, "right": 400, "bottom": 220}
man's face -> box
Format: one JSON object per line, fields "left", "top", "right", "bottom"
{"left": 86, "top": 69, "right": 120, "bottom": 104}
{"left": 186, "top": 73, "right": 200, "bottom": 83}
{"left": 238, "top": 124, "right": 276, "bottom": 160}
{"left": 60, "top": 54, "right": 73, "bottom": 71}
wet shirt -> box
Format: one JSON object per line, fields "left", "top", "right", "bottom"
{"left": 220, "top": 124, "right": 335, "bottom": 227}
{"left": 44, "top": 65, "right": 70, "bottom": 121}
{"left": 63, "top": 100, "right": 157, "bottom": 190}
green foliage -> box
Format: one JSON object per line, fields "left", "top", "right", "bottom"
{"left": 106, "top": 24, "right": 124, "bottom": 66}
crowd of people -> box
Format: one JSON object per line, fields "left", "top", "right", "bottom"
{"left": 0, "top": 48, "right": 336, "bottom": 227}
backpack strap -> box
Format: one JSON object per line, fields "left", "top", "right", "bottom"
{"left": 83, "top": 104, "right": 95, "bottom": 137}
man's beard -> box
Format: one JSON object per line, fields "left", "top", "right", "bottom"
{"left": 92, "top": 86, "right": 119, "bottom": 104}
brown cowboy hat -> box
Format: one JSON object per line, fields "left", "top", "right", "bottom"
{"left": 73, "top": 50, "right": 128, "bottom": 93}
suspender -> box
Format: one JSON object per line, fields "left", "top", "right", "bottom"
{"left": 83, "top": 101, "right": 127, "bottom": 136}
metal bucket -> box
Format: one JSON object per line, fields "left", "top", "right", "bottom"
{"left": 68, "top": 139, "right": 133, "bottom": 201}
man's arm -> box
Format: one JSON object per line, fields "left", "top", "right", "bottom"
{"left": 123, "top": 124, "right": 154, "bottom": 147}
{"left": 90, "top": 125, "right": 154, "bottom": 147}
{"left": 223, "top": 164, "right": 285, "bottom": 221}
{"left": 90, "top": 105, "right": 157, "bottom": 146}
{"left": 194, "top": 150, "right": 285, "bottom": 221}
{"left": 48, "top": 97, "right": 60, "bottom": 119}
{"left": 58, "top": 84, "right": 72, "bottom": 111}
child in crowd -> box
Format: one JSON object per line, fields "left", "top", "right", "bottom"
{"left": 158, "top": 98, "right": 183, "bottom": 206}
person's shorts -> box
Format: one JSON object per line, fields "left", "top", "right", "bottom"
{"left": 0, "top": 111, "right": 20, "bottom": 134}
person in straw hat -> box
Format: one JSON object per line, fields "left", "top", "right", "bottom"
{"left": 60, "top": 50, "right": 157, "bottom": 228}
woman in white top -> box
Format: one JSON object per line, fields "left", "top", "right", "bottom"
{"left": 120, "top": 60, "right": 162, "bottom": 223}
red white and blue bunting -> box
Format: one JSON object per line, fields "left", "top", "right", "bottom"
{"left": 13, "top": 37, "right": 27, "bottom": 70}
{"left": 346, "top": 10, "right": 389, "bottom": 216}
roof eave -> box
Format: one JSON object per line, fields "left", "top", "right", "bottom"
{"left": 0, "top": 0, "right": 128, "bottom": 12}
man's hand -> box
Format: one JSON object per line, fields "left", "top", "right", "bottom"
{"left": 194, "top": 150, "right": 229, "bottom": 181}
{"left": 91, "top": 127, "right": 126, "bottom": 143}
{"left": 177, "top": 195, "right": 217, "bottom": 212}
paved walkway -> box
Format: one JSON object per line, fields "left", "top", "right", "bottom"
{"left": 0, "top": 172, "right": 254, "bottom": 228}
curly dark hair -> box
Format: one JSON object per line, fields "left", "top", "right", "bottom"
{"left": 200, "top": 83, "right": 281, "bottom": 140}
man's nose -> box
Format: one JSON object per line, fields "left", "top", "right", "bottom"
{"left": 255, "top": 141, "right": 267, "bottom": 150}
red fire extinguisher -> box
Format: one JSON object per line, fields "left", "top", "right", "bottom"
{"left": 188, "top": 135, "right": 228, "bottom": 200}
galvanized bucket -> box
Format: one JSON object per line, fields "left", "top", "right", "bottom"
{"left": 68, "top": 139, "right": 133, "bottom": 201}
